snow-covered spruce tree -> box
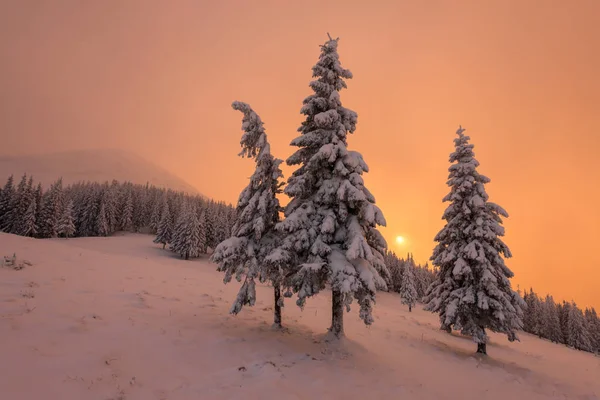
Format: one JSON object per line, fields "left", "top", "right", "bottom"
{"left": 584, "top": 308, "right": 600, "bottom": 353}
{"left": 8, "top": 174, "right": 29, "bottom": 234}
{"left": 33, "top": 183, "right": 44, "bottom": 237}
{"left": 423, "top": 126, "right": 525, "bottom": 355}
{"left": 542, "top": 295, "right": 562, "bottom": 343}
{"left": 400, "top": 257, "right": 418, "bottom": 312}
{"left": 559, "top": 301, "right": 572, "bottom": 345}
{"left": 96, "top": 195, "right": 110, "bottom": 237}
{"left": 154, "top": 198, "right": 173, "bottom": 249}
{"left": 523, "top": 289, "right": 543, "bottom": 337}
{"left": 275, "top": 35, "right": 390, "bottom": 338}
{"left": 211, "top": 101, "right": 285, "bottom": 327}
{"left": 0, "top": 175, "right": 15, "bottom": 232}
{"left": 20, "top": 194, "right": 38, "bottom": 237}
{"left": 57, "top": 199, "right": 76, "bottom": 238}
{"left": 567, "top": 302, "right": 592, "bottom": 352}
{"left": 149, "top": 196, "right": 162, "bottom": 234}
{"left": 170, "top": 203, "right": 201, "bottom": 260}
{"left": 203, "top": 205, "right": 217, "bottom": 249}
{"left": 119, "top": 190, "right": 134, "bottom": 231}
{"left": 197, "top": 209, "right": 207, "bottom": 254}
{"left": 39, "top": 178, "right": 64, "bottom": 238}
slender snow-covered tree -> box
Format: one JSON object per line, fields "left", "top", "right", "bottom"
{"left": 154, "top": 199, "right": 173, "bottom": 249}
{"left": 542, "top": 295, "right": 562, "bottom": 343}
{"left": 57, "top": 199, "right": 76, "bottom": 238}
{"left": 39, "top": 178, "right": 64, "bottom": 238}
{"left": 20, "top": 196, "right": 38, "bottom": 237}
{"left": 8, "top": 174, "right": 29, "bottom": 234}
{"left": 149, "top": 196, "right": 162, "bottom": 233}
{"left": 423, "top": 126, "right": 525, "bottom": 355}
{"left": 33, "top": 183, "right": 44, "bottom": 236}
{"left": 203, "top": 205, "right": 217, "bottom": 249}
{"left": 0, "top": 175, "right": 15, "bottom": 231}
{"left": 274, "top": 35, "right": 390, "bottom": 338}
{"left": 197, "top": 209, "right": 207, "bottom": 254}
{"left": 96, "top": 196, "right": 110, "bottom": 237}
{"left": 119, "top": 190, "right": 134, "bottom": 231}
{"left": 584, "top": 308, "right": 600, "bottom": 353}
{"left": 170, "top": 203, "right": 201, "bottom": 260}
{"left": 523, "top": 289, "right": 543, "bottom": 337}
{"left": 400, "top": 257, "right": 418, "bottom": 312}
{"left": 211, "top": 101, "right": 286, "bottom": 327}
{"left": 567, "top": 302, "right": 592, "bottom": 352}
{"left": 559, "top": 301, "right": 572, "bottom": 345}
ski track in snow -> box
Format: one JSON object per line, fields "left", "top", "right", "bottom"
{"left": 0, "top": 233, "right": 598, "bottom": 400}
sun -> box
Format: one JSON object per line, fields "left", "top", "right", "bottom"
{"left": 395, "top": 236, "right": 405, "bottom": 245}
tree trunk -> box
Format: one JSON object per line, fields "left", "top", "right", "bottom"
{"left": 477, "top": 342, "right": 487, "bottom": 355}
{"left": 162, "top": 243, "right": 166, "bottom": 249}
{"left": 273, "top": 285, "right": 282, "bottom": 329}
{"left": 409, "top": 304, "right": 412, "bottom": 312}
{"left": 185, "top": 253, "right": 189, "bottom": 260}
{"left": 476, "top": 326, "right": 487, "bottom": 355}
{"left": 329, "top": 290, "right": 344, "bottom": 338}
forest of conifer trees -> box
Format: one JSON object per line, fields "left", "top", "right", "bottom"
{"left": 520, "top": 288, "right": 600, "bottom": 354}
{"left": 0, "top": 173, "right": 235, "bottom": 259}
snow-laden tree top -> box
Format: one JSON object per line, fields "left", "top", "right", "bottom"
{"left": 275, "top": 35, "right": 390, "bottom": 329}
{"left": 424, "top": 126, "right": 525, "bottom": 346}
{"left": 229, "top": 101, "right": 283, "bottom": 244}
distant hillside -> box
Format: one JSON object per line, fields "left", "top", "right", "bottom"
{"left": 0, "top": 149, "right": 200, "bottom": 194}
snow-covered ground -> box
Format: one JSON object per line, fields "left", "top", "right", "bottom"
{"left": 0, "top": 233, "right": 597, "bottom": 400}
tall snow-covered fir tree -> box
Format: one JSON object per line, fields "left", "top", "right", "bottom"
{"left": 542, "top": 295, "right": 562, "bottom": 343}
{"left": 149, "top": 196, "right": 162, "bottom": 233}
{"left": 20, "top": 195, "right": 38, "bottom": 237}
{"left": 0, "top": 175, "right": 15, "bottom": 231}
{"left": 170, "top": 202, "right": 201, "bottom": 260}
{"left": 154, "top": 198, "right": 173, "bottom": 248}
{"left": 211, "top": 101, "right": 286, "bottom": 327}
{"left": 39, "top": 178, "right": 64, "bottom": 238}
{"left": 197, "top": 208, "right": 207, "bottom": 254}
{"left": 584, "top": 308, "right": 600, "bottom": 353}
{"left": 567, "top": 302, "right": 592, "bottom": 352}
{"left": 97, "top": 195, "right": 110, "bottom": 237}
{"left": 275, "top": 35, "right": 390, "bottom": 338}
{"left": 523, "top": 289, "right": 543, "bottom": 337}
{"left": 400, "top": 256, "right": 418, "bottom": 312}
{"left": 120, "top": 191, "right": 134, "bottom": 231}
{"left": 8, "top": 174, "right": 29, "bottom": 234}
{"left": 423, "top": 126, "right": 525, "bottom": 355}
{"left": 57, "top": 199, "right": 76, "bottom": 238}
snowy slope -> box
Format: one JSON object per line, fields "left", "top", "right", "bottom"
{"left": 0, "top": 149, "right": 199, "bottom": 194}
{"left": 0, "top": 233, "right": 597, "bottom": 400}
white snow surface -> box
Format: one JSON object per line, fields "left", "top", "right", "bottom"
{"left": 0, "top": 233, "right": 597, "bottom": 400}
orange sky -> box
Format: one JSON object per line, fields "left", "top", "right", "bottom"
{"left": 1, "top": 1, "right": 598, "bottom": 308}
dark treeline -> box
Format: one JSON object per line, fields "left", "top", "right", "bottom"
{"left": 521, "top": 288, "right": 600, "bottom": 354}
{"left": 0, "top": 174, "right": 235, "bottom": 258}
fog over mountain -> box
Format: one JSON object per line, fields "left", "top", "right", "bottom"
{"left": 0, "top": 148, "right": 200, "bottom": 194}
